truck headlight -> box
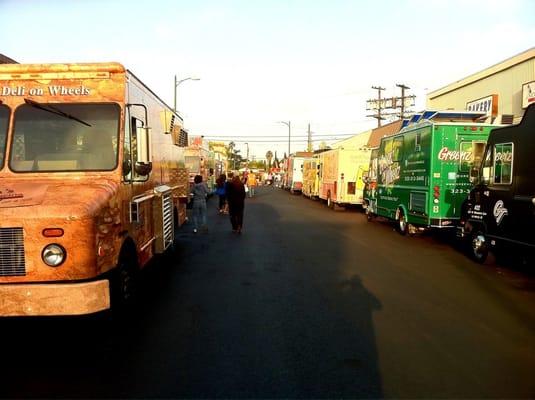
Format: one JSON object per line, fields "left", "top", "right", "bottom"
{"left": 42, "top": 244, "right": 66, "bottom": 267}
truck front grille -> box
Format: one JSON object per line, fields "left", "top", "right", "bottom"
{"left": 0, "top": 227, "right": 26, "bottom": 277}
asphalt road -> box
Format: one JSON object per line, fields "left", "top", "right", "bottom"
{"left": 1, "top": 186, "right": 534, "bottom": 398}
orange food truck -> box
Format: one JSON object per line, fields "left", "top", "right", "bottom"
{"left": 0, "top": 62, "right": 189, "bottom": 316}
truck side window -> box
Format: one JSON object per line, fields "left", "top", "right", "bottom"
{"left": 131, "top": 117, "right": 149, "bottom": 181}
{"left": 122, "top": 115, "right": 132, "bottom": 180}
{"left": 493, "top": 143, "right": 513, "bottom": 185}
{"left": 0, "top": 105, "right": 9, "bottom": 168}
{"left": 481, "top": 147, "right": 492, "bottom": 184}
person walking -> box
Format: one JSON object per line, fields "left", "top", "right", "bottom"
{"left": 225, "top": 172, "right": 246, "bottom": 233}
{"left": 191, "top": 174, "right": 209, "bottom": 233}
{"left": 246, "top": 171, "right": 257, "bottom": 197}
{"left": 215, "top": 173, "right": 227, "bottom": 213}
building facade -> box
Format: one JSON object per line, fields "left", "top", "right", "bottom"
{"left": 427, "top": 47, "right": 535, "bottom": 123}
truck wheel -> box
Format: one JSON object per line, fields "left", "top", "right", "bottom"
{"left": 471, "top": 230, "right": 489, "bottom": 264}
{"left": 397, "top": 208, "right": 408, "bottom": 235}
{"left": 327, "top": 192, "right": 337, "bottom": 210}
{"left": 112, "top": 247, "right": 139, "bottom": 315}
{"left": 365, "top": 206, "right": 374, "bottom": 222}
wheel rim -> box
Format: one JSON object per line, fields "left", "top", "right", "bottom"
{"left": 472, "top": 233, "right": 487, "bottom": 260}
{"left": 399, "top": 213, "right": 407, "bottom": 233}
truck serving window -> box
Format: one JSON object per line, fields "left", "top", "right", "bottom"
{"left": 10, "top": 103, "right": 119, "bottom": 172}
{"left": 493, "top": 143, "right": 513, "bottom": 185}
{"left": 0, "top": 105, "right": 9, "bottom": 169}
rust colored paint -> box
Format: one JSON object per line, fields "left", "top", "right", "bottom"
{"left": 0, "top": 62, "right": 188, "bottom": 316}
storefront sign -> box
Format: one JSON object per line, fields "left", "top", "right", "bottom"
{"left": 522, "top": 81, "right": 535, "bottom": 109}
{"left": 466, "top": 94, "right": 498, "bottom": 116}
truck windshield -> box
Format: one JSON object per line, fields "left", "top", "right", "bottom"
{"left": 10, "top": 103, "right": 120, "bottom": 172}
{"left": 0, "top": 105, "right": 8, "bottom": 169}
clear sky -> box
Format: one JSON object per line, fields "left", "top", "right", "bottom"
{"left": 1, "top": 0, "right": 534, "bottom": 160}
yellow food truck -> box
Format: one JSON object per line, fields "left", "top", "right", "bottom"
{"left": 302, "top": 156, "right": 319, "bottom": 198}
{"left": 318, "top": 139, "right": 372, "bottom": 210}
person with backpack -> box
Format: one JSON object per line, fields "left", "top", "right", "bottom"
{"left": 215, "top": 173, "right": 227, "bottom": 214}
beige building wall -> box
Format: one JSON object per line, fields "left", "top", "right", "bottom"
{"left": 427, "top": 48, "right": 535, "bottom": 123}
{"left": 332, "top": 129, "right": 372, "bottom": 150}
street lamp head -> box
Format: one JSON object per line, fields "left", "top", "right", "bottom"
{"left": 175, "top": 76, "right": 201, "bottom": 87}
{"left": 174, "top": 75, "right": 201, "bottom": 112}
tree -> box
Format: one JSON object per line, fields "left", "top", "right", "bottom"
{"left": 226, "top": 141, "right": 243, "bottom": 170}
{"left": 265, "top": 150, "right": 273, "bottom": 169}
{"left": 273, "top": 151, "right": 280, "bottom": 169}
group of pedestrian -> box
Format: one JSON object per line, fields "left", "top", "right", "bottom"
{"left": 191, "top": 171, "right": 247, "bottom": 235}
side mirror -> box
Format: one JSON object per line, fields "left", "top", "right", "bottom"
{"left": 136, "top": 126, "right": 151, "bottom": 164}
{"left": 135, "top": 126, "right": 152, "bottom": 176}
{"left": 135, "top": 161, "right": 152, "bottom": 176}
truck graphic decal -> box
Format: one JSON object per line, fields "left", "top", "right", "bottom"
{"left": 437, "top": 147, "right": 472, "bottom": 162}
{"left": 493, "top": 200, "right": 508, "bottom": 225}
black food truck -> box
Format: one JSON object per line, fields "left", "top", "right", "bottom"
{"left": 458, "top": 103, "right": 535, "bottom": 263}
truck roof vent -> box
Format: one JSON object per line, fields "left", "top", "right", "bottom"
{"left": 501, "top": 114, "right": 514, "bottom": 124}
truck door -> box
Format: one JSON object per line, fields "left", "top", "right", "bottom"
{"left": 481, "top": 142, "right": 515, "bottom": 244}
{"left": 507, "top": 142, "right": 535, "bottom": 247}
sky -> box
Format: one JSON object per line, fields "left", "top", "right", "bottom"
{"left": 1, "top": 0, "right": 534, "bottom": 160}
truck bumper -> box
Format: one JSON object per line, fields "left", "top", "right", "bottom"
{"left": 0, "top": 279, "right": 110, "bottom": 317}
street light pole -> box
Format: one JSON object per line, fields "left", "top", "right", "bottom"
{"left": 277, "top": 121, "right": 291, "bottom": 157}
{"left": 174, "top": 75, "right": 200, "bottom": 113}
{"left": 245, "top": 142, "right": 249, "bottom": 169}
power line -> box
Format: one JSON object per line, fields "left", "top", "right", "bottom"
{"left": 204, "top": 133, "right": 357, "bottom": 139}
{"left": 217, "top": 138, "right": 347, "bottom": 143}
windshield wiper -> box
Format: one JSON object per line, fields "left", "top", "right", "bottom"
{"left": 24, "top": 98, "right": 92, "bottom": 127}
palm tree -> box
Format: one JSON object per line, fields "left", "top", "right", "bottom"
{"left": 227, "top": 141, "right": 235, "bottom": 158}
{"left": 226, "top": 141, "right": 242, "bottom": 170}
{"left": 265, "top": 150, "right": 273, "bottom": 170}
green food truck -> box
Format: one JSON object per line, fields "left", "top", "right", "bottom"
{"left": 365, "top": 110, "right": 497, "bottom": 234}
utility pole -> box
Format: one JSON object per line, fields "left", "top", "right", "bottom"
{"left": 396, "top": 83, "right": 409, "bottom": 120}
{"left": 366, "top": 86, "right": 386, "bottom": 127}
{"left": 395, "top": 83, "right": 416, "bottom": 120}
{"left": 278, "top": 121, "right": 291, "bottom": 157}
{"left": 307, "top": 123, "right": 312, "bottom": 152}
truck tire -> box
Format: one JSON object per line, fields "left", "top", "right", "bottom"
{"left": 327, "top": 192, "right": 334, "bottom": 209}
{"left": 470, "top": 229, "right": 489, "bottom": 264}
{"left": 396, "top": 208, "right": 408, "bottom": 235}
{"left": 111, "top": 245, "right": 139, "bottom": 315}
{"left": 365, "top": 204, "right": 374, "bottom": 222}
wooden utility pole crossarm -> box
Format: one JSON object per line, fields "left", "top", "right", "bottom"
{"left": 366, "top": 86, "right": 386, "bottom": 127}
